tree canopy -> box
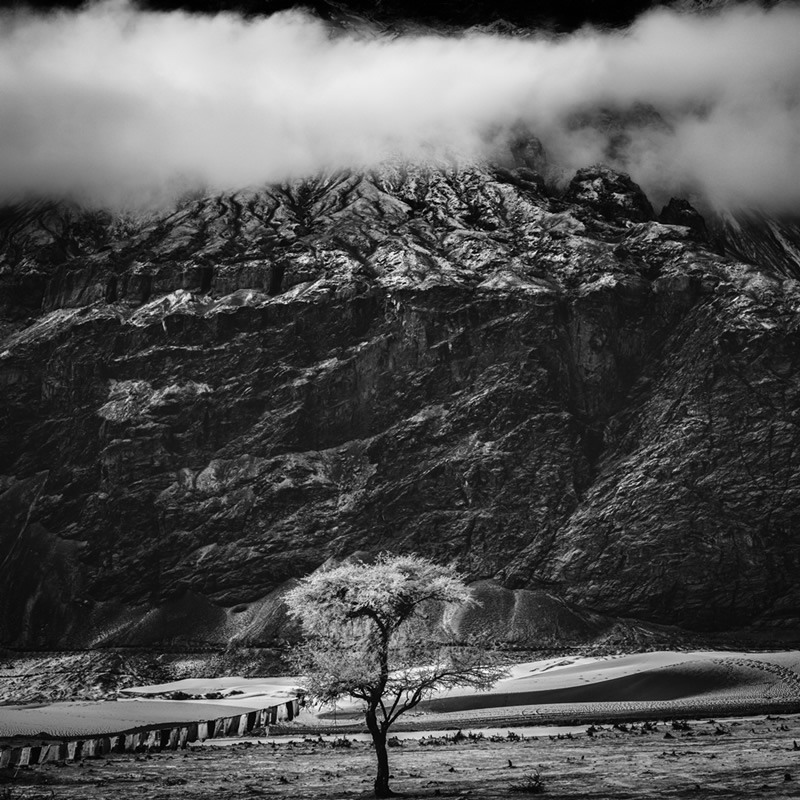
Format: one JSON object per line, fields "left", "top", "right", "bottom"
{"left": 285, "top": 553, "right": 505, "bottom": 797}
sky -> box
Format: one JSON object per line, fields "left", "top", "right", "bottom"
{"left": 0, "top": 0, "right": 799, "bottom": 211}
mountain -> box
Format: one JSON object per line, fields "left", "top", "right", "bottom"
{"left": 2, "top": 153, "right": 800, "bottom": 650}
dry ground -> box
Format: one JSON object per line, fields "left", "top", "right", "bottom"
{"left": 3, "top": 715, "right": 800, "bottom": 799}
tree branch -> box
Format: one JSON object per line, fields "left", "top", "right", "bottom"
{"left": 347, "top": 605, "right": 388, "bottom": 638}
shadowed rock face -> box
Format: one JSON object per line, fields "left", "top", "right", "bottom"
{"left": 2, "top": 161, "right": 800, "bottom": 648}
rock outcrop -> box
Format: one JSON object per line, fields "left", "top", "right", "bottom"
{"left": 1, "top": 161, "right": 799, "bottom": 648}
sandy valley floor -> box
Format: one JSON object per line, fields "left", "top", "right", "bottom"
{"left": 3, "top": 714, "right": 800, "bottom": 799}
{"left": 3, "top": 650, "right": 800, "bottom": 798}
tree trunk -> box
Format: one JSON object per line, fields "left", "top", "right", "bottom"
{"left": 365, "top": 706, "right": 392, "bottom": 797}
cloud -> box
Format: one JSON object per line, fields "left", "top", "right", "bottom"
{"left": 0, "top": 1, "right": 799, "bottom": 211}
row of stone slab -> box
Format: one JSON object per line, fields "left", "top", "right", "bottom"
{"left": 0, "top": 698, "right": 300, "bottom": 768}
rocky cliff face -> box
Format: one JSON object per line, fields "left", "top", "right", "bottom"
{"left": 2, "top": 159, "right": 800, "bottom": 649}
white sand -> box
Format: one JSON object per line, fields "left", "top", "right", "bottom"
{"left": 3, "top": 651, "right": 799, "bottom": 739}
{"left": 314, "top": 650, "right": 800, "bottom": 718}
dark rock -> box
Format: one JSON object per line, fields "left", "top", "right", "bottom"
{"left": 659, "top": 198, "right": 708, "bottom": 239}
{"left": 564, "top": 165, "right": 655, "bottom": 223}
{"left": 709, "top": 208, "right": 800, "bottom": 280}
{"left": 1, "top": 161, "right": 800, "bottom": 648}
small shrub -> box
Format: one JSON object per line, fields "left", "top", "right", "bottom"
{"left": 331, "top": 737, "right": 352, "bottom": 749}
{"left": 420, "top": 734, "right": 458, "bottom": 747}
{"left": 510, "top": 769, "right": 545, "bottom": 794}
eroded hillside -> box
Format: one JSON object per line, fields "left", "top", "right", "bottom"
{"left": 2, "top": 160, "right": 800, "bottom": 648}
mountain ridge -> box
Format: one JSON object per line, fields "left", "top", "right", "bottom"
{"left": 2, "top": 155, "right": 799, "bottom": 649}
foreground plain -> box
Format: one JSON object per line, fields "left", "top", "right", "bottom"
{"left": 3, "top": 715, "right": 799, "bottom": 799}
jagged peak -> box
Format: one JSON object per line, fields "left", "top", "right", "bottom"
{"left": 563, "top": 165, "right": 655, "bottom": 224}
{"left": 659, "top": 197, "right": 708, "bottom": 240}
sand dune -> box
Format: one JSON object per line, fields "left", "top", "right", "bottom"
{"left": 120, "top": 676, "right": 301, "bottom": 705}
{"left": 0, "top": 699, "right": 257, "bottom": 738}
{"left": 2, "top": 651, "right": 799, "bottom": 739}
{"left": 420, "top": 661, "right": 768, "bottom": 713}
{"left": 121, "top": 676, "right": 299, "bottom": 696}
{"left": 316, "top": 650, "right": 800, "bottom": 723}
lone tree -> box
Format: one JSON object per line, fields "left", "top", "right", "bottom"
{"left": 285, "top": 553, "right": 505, "bottom": 797}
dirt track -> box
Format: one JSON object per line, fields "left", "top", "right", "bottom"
{"left": 3, "top": 714, "right": 800, "bottom": 799}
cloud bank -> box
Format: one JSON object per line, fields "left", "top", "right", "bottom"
{"left": 1, "top": 1, "right": 799, "bottom": 211}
